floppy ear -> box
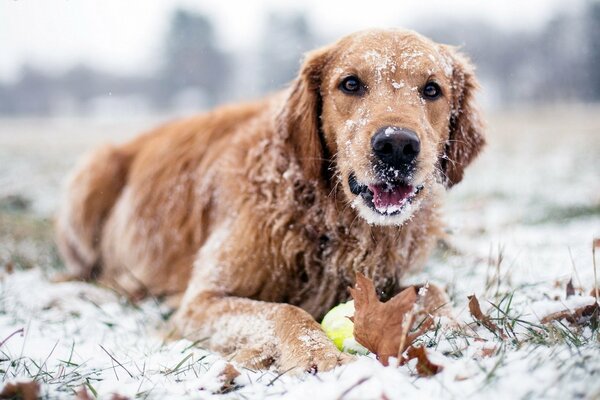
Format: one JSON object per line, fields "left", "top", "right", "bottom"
{"left": 278, "top": 46, "right": 332, "bottom": 182}
{"left": 441, "top": 47, "right": 486, "bottom": 188}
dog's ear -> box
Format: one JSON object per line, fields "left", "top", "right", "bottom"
{"left": 441, "top": 46, "right": 486, "bottom": 188}
{"left": 278, "top": 45, "right": 332, "bottom": 182}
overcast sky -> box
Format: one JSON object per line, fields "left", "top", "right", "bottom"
{"left": 0, "top": 0, "right": 570, "bottom": 82}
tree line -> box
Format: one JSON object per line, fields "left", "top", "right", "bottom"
{"left": 1, "top": 4, "right": 598, "bottom": 116}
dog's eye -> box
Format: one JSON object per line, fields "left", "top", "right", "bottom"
{"left": 422, "top": 82, "right": 442, "bottom": 100}
{"left": 339, "top": 76, "right": 364, "bottom": 95}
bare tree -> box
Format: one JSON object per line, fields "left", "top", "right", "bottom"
{"left": 158, "top": 9, "right": 231, "bottom": 108}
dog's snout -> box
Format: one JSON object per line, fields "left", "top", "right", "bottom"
{"left": 371, "top": 126, "right": 420, "bottom": 169}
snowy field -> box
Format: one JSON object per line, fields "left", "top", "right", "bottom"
{"left": 1, "top": 106, "right": 599, "bottom": 399}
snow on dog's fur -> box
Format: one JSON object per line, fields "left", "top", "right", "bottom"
{"left": 55, "top": 28, "right": 485, "bottom": 373}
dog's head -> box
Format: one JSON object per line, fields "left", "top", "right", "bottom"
{"left": 279, "top": 29, "right": 485, "bottom": 225}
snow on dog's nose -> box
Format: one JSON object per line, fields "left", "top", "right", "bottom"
{"left": 371, "top": 126, "right": 420, "bottom": 174}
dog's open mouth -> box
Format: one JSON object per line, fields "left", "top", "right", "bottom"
{"left": 348, "top": 172, "right": 423, "bottom": 215}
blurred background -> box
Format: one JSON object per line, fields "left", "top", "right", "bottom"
{"left": 1, "top": 0, "right": 599, "bottom": 116}
{"left": 0, "top": 0, "right": 598, "bottom": 274}
{"left": 1, "top": 5, "right": 599, "bottom": 397}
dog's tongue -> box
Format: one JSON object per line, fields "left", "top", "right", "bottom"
{"left": 368, "top": 183, "right": 413, "bottom": 212}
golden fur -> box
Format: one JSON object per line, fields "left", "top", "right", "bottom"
{"left": 55, "top": 29, "right": 485, "bottom": 373}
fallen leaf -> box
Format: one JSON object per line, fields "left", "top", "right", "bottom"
{"left": 349, "top": 273, "right": 439, "bottom": 370}
{"left": 540, "top": 310, "right": 571, "bottom": 324}
{"left": 401, "top": 346, "right": 443, "bottom": 377}
{"left": 467, "top": 295, "right": 506, "bottom": 338}
{"left": 349, "top": 273, "right": 418, "bottom": 365}
{"left": 75, "top": 387, "right": 93, "bottom": 400}
{"left": 541, "top": 301, "right": 600, "bottom": 326}
{"left": 110, "top": 394, "right": 131, "bottom": 400}
{"left": 411, "top": 283, "right": 453, "bottom": 319}
{"left": 4, "top": 261, "right": 13, "bottom": 274}
{"left": 566, "top": 279, "right": 575, "bottom": 298}
{"left": 480, "top": 346, "right": 497, "bottom": 358}
{"left": 0, "top": 380, "right": 40, "bottom": 400}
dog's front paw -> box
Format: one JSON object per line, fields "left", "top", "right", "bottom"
{"left": 300, "top": 349, "right": 355, "bottom": 374}
{"left": 279, "top": 331, "right": 355, "bottom": 374}
{"left": 228, "top": 338, "right": 354, "bottom": 374}
{"left": 230, "top": 346, "right": 278, "bottom": 370}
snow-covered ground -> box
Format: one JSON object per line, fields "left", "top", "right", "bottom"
{"left": 1, "top": 106, "right": 599, "bottom": 399}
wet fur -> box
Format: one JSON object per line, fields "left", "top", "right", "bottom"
{"left": 55, "top": 29, "right": 485, "bottom": 373}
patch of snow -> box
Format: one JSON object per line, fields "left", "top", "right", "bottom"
{"left": 391, "top": 80, "right": 405, "bottom": 90}
{"left": 2, "top": 109, "right": 600, "bottom": 399}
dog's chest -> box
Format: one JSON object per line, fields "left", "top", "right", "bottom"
{"left": 284, "top": 222, "right": 406, "bottom": 319}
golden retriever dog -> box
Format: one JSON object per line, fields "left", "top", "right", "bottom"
{"left": 55, "top": 28, "right": 485, "bottom": 373}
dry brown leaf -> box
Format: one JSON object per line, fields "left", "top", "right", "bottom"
{"left": 401, "top": 346, "right": 443, "bottom": 377}
{"left": 349, "top": 273, "right": 418, "bottom": 366}
{"left": 411, "top": 283, "right": 453, "bottom": 319}
{"left": 480, "top": 346, "right": 497, "bottom": 358}
{"left": 75, "top": 387, "right": 93, "bottom": 400}
{"left": 4, "top": 261, "right": 14, "bottom": 275}
{"left": 110, "top": 394, "right": 131, "bottom": 400}
{"left": 566, "top": 279, "right": 575, "bottom": 298}
{"left": 540, "top": 310, "right": 571, "bottom": 324}
{"left": 541, "top": 301, "right": 600, "bottom": 326}
{"left": 350, "top": 273, "right": 443, "bottom": 370}
{"left": 467, "top": 295, "right": 506, "bottom": 338}
{"left": 349, "top": 273, "right": 442, "bottom": 375}
{"left": 0, "top": 380, "right": 40, "bottom": 400}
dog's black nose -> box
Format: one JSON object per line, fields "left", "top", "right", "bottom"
{"left": 371, "top": 126, "right": 420, "bottom": 170}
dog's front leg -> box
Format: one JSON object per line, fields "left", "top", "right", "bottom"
{"left": 173, "top": 291, "right": 352, "bottom": 373}
{"left": 171, "top": 221, "right": 353, "bottom": 373}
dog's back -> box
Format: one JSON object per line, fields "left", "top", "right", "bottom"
{"left": 55, "top": 100, "right": 267, "bottom": 298}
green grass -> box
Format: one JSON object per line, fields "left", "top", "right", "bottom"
{"left": 0, "top": 195, "right": 63, "bottom": 272}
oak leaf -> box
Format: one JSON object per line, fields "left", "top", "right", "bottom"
{"left": 349, "top": 272, "right": 440, "bottom": 376}
{"left": 349, "top": 273, "right": 417, "bottom": 365}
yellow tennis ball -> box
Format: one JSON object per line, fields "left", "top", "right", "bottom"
{"left": 321, "top": 300, "right": 369, "bottom": 355}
